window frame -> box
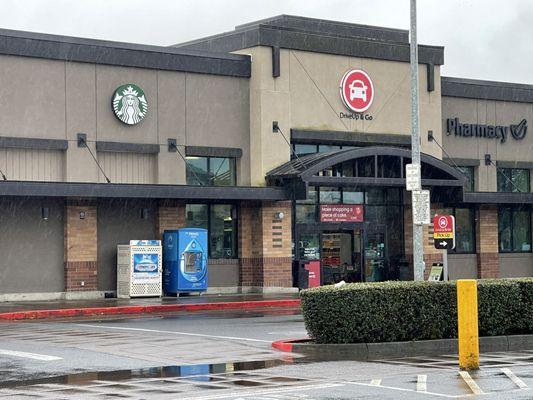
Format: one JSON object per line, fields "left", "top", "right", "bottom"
{"left": 498, "top": 206, "right": 532, "bottom": 254}
{"left": 497, "top": 168, "right": 530, "bottom": 193}
{"left": 444, "top": 206, "right": 476, "bottom": 254}
{"left": 186, "top": 156, "right": 237, "bottom": 186}
{"left": 185, "top": 203, "right": 238, "bottom": 259}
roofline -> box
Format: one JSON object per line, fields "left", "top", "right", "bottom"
{"left": 174, "top": 17, "right": 443, "bottom": 66}
{"left": 0, "top": 28, "right": 251, "bottom": 77}
{"left": 442, "top": 76, "right": 533, "bottom": 103}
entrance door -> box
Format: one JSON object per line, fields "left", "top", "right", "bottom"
{"left": 363, "top": 224, "right": 387, "bottom": 282}
{"left": 321, "top": 231, "right": 361, "bottom": 285}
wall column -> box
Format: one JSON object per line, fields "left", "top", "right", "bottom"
{"left": 64, "top": 202, "right": 97, "bottom": 291}
{"left": 477, "top": 205, "right": 499, "bottom": 278}
{"left": 156, "top": 201, "right": 186, "bottom": 239}
{"left": 238, "top": 201, "right": 293, "bottom": 291}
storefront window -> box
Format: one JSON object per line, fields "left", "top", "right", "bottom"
{"left": 293, "top": 144, "right": 317, "bottom": 157}
{"left": 319, "top": 187, "right": 341, "bottom": 204}
{"left": 185, "top": 157, "right": 210, "bottom": 186}
{"left": 296, "top": 187, "right": 317, "bottom": 223}
{"left": 498, "top": 207, "right": 532, "bottom": 252}
{"left": 454, "top": 208, "right": 475, "bottom": 253}
{"left": 497, "top": 168, "right": 530, "bottom": 192}
{"left": 456, "top": 166, "right": 474, "bottom": 192}
{"left": 186, "top": 204, "right": 237, "bottom": 258}
{"left": 209, "top": 205, "right": 236, "bottom": 258}
{"left": 186, "top": 157, "right": 236, "bottom": 186}
{"left": 356, "top": 156, "right": 375, "bottom": 177}
{"left": 299, "top": 234, "right": 320, "bottom": 260}
{"left": 377, "top": 155, "right": 401, "bottom": 178}
{"left": 343, "top": 188, "right": 364, "bottom": 204}
{"left": 318, "top": 144, "right": 341, "bottom": 153}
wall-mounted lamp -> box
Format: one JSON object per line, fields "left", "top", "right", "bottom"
{"left": 79, "top": 211, "right": 86, "bottom": 220}
{"left": 140, "top": 207, "right": 149, "bottom": 220}
{"left": 272, "top": 121, "right": 280, "bottom": 133}
{"left": 485, "top": 154, "right": 492, "bottom": 166}
{"left": 275, "top": 211, "right": 285, "bottom": 220}
{"left": 41, "top": 207, "right": 49, "bottom": 221}
{"left": 427, "top": 130, "right": 434, "bottom": 142}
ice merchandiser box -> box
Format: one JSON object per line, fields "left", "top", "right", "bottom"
{"left": 116, "top": 240, "right": 162, "bottom": 298}
{"left": 163, "top": 228, "right": 208, "bottom": 294}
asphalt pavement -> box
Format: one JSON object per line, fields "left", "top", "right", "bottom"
{"left": 0, "top": 309, "right": 532, "bottom": 399}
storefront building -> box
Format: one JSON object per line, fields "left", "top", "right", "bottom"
{"left": 0, "top": 15, "right": 531, "bottom": 300}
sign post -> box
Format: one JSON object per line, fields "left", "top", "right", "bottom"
{"left": 433, "top": 214, "right": 455, "bottom": 281}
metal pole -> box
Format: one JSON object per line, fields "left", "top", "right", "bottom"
{"left": 410, "top": 0, "right": 425, "bottom": 280}
{"left": 442, "top": 249, "right": 448, "bottom": 281}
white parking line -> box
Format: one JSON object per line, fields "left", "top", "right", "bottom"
{"left": 417, "top": 374, "right": 427, "bottom": 392}
{"left": 77, "top": 324, "right": 271, "bottom": 343}
{"left": 501, "top": 368, "right": 528, "bottom": 389}
{"left": 459, "top": 371, "right": 484, "bottom": 395}
{"left": 181, "top": 383, "right": 342, "bottom": 400}
{"left": 0, "top": 349, "right": 62, "bottom": 361}
{"left": 370, "top": 379, "right": 382, "bottom": 386}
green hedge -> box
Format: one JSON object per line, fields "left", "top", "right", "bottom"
{"left": 300, "top": 279, "right": 533, "bottom": 344}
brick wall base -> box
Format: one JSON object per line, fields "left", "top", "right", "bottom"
{"left": 477, "top": 253, "right": 499, "bottom": 278}
{"left": 64, "top": 261, "right": 98, "bottom": 291}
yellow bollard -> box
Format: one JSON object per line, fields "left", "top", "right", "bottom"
{"left": 457, "top": 279, "right": 479, "bottom": 370}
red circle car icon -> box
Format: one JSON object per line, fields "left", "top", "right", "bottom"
{"left": 340, "top": 69, "right": 374, "bottom": 113}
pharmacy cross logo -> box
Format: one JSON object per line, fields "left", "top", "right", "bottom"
{"left": 339, "top": 69, "right": 374, "bottom": 113}
{"left": 112, "top": 84, "right": 148, "bottom": 125}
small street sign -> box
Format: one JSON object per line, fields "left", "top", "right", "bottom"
{"left": 434, "top": 214, "right": 455, "bottom": 250}
{"left": 405, "top": 163, "right": 421, "bottom": 191}
{"left": 412, "top": 189, "right": 430, "bottom": 225}
{"left": 428, "top": 263, "right": 444, "bottom": 281}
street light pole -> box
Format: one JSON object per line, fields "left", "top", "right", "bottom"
{"left": 410, "top": 0, "right": 425, "bottom": 281}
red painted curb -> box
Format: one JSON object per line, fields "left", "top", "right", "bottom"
{"left": 272, "top": 338, "right": 310, "bottom": 352}
{"left": 0, "top": 299, "right": 301, "bottom": 321}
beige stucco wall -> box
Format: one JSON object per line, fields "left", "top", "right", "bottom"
{"left": 0, "top": 55, "right": 251, "bottom": 185}
{"left": 235, "top": 46, "right": 443, "bottom": 185}
{"left": 442, "top": 96, "right": 533, "bottom": 192}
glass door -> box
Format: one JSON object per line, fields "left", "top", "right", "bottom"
{"left": 364, "top": 225, "right": 387, "bottom": 282}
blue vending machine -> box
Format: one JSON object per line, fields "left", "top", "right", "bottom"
{"left": 163, "top": 228, "right": 208, "bottom": 294}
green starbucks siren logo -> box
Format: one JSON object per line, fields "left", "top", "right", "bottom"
{"left": 112, "top": 84, "right": 148, "bottom": 125}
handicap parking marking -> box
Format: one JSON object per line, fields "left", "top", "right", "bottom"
{"left": 0, "top": 349, "right": 62, "bottom": 361}
{"left": 417, "top": 374, "right": 427, "bottom": 392}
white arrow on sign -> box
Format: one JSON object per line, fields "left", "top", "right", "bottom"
{"left": 439, "top": 241, "right": 448, "bottom": 247}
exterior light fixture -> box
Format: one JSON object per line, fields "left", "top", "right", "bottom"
{"left": 485, "top": 154, "right": 491, "bottom": 166}
{"left": 272, "top": 121, "right": 279, "bottom": 133}
{"left": 140, "top": 207, "right": 149, "bottom": 219}
{"left": 79, "top": 211, "right": 86, "bottom": 220}
{"left": 41, "top": 207, "right": 49, "bottom": 221}
{"left": 275, "top": 211, "right": 285, "bottom": 220}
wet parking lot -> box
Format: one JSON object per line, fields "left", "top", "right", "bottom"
{"left": 0, "top": 309, "right": 532, "bottom": 399}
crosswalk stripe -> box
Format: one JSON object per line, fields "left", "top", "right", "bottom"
{"left": 501, "top": 368, "right": 528, "bottom": 389}
{"left": 370, "top": 379, "right": 382, "bottom": 386}
{"left": 459, "top": 371, "right": 484, "bottom": 395}
{"left": 417, "top": 374, "right": 427, "bottom": 392}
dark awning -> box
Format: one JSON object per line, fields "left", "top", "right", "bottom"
{"left": 0, "top": 181, "right": 291, "bottom": 201}
{"left": 266, "top": 147, "right": 466, "bottom": 200}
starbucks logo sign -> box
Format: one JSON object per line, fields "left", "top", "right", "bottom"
{"left": 112, "top": 84, "right": 148, "bottom": 125}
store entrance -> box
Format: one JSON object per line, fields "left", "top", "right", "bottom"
{"left": 320, "top": 230, "right": 362, "bottom": 285}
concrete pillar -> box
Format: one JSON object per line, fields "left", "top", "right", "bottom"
{"left": 64, "top": 202, "right": 97, "bottom": 291}
{"left": 477, "top": 205, "right": 499, "bottom": 278}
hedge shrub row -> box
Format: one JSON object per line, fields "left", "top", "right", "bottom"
{"left": 300, "top": 279, "right": 533, "bottom": 344}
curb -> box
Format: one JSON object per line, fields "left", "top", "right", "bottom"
{"left": 0, "top": 299, "right": 301, "bottom": 321}
{"left": 272, "top": 334, "right": 533, "bottom": 359}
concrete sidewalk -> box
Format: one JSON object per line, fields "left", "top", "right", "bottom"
{"left": 0, "top": 293, "right": 301, "bottom": 321}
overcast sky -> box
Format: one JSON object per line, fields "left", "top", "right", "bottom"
{"left": 1, "top": 0, "right": 532, "bottom": 84}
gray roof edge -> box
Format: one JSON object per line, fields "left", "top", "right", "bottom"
{"left": 442, "top": 76, "right": 533, "bottom": 103}
{"left": 0, "top": 28, "right": 249, "bottom": 62}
